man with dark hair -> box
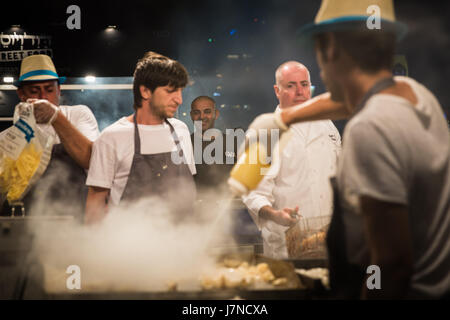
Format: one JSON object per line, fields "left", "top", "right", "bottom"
{"left": 247, "top": 0, "right": 449, "bottom": 299}
{"left": 189, "top": 95, "right": 236, "bottom": 195}
{"left": 85, "top": 52, "right": 196, "bottom": 224}
{"left": 1, "top": 54, "right": 99, "bottom": 220}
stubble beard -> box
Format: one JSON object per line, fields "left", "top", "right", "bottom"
{"left": 150, "top": 101, "right": 170, "bottom": 120}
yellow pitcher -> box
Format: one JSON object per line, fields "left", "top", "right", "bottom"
{"left": 228, "top": 130, "right": 292, "bottom": 196}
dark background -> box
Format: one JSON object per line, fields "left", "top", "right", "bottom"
{"left": 1, "top": 0, "right": 449, "bottom": 132}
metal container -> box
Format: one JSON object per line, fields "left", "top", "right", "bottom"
{"left": 285, "top": 215, "right": 331, "bottom": 259}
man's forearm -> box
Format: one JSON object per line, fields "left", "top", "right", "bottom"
{"left": 259, "top": 205, "right": 276, "bottom": 221}
{"left": 282, "top": 93, "right": 349, "bottom": 126}
{"left": 259, "top": 205, "right": 298, "bottom": 227}
{"left": 52, "top": 112, "right": 93, "bottom": 169}
{"left": 85, "top": 187, "right": 109, "bottom": 224}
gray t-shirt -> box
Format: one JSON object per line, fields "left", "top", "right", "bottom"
{"left": 337, "top": 76, "right": 450, "bottom": 298}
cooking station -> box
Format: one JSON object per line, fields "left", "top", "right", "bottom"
{"left": 0, "top": 215, "right": 331, "bottom": 300}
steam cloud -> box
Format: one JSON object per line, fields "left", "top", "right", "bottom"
{"left": 27, "top": 165, "right": 239, "bottom": 294}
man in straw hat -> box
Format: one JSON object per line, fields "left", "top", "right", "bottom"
{"left": 11, "top": 54, "right": 99, "bottom": 221}
{"left": 246, "top": 0, "right": 449, "bottom": 299}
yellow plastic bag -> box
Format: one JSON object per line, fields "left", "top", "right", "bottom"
{"left": 0, "top": 102, "right": 54, "bottom": 205}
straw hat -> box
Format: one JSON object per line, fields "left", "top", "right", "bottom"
{"left": 14, "top": 54, "right": 66, "bottom": 87}
{"left": 297, "top": 0, "right": 408, "bottom": 45}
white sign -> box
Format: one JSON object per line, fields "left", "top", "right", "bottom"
{"left": 0, "top": 32, "right": 51, "bottom": 50}
{"left": 0, "top": 49, "right": 53, "bottom": 62}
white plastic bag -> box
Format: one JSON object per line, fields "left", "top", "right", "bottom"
{"left": 0, "top": 102, "right": 54, "bottom": 205}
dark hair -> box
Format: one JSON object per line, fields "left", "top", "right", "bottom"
{"left": 133, "top": 51, "right": 188, "bottom": 109}
{"left": 191, "top": 96, "right": 216, "bottom": 109}
{"left": 315, "top": 31, "right": 396, "bottom": 73}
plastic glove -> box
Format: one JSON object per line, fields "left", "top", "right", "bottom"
{"left": 27, "top": 99, "right": 59, "bottom": 124}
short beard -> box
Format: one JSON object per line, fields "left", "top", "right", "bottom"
{"left": 149, "top": 101, "right": 168, "bottom": 120}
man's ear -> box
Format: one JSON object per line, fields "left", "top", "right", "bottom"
{"left": 139, "top": 85, "right": 152, "bottom": 100}
{"left": 16, "top": 88, "right": 26, "bottom": 102}
{"left": 273, "top": 84, "right": 280, "bottom": 100}
{"left": 214, "top": 108, "right": 219, "bottom": 120}
{"left": 325, "top": 32, "right": 340, "bottom": 62}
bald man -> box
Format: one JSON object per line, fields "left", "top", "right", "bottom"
{"left": 190, "top": 96, "right": 237, "bottom": 198}
{"left": 242, "top": 61, "right": 341, "bottom": 259}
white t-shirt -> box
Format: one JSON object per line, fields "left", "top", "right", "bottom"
{"left": 243, "top": 108, "right": 341, "bottom": 259}
{"left": 337, "top": 76, "right": 450, "bottom": 298}
{"left": 86, "top": 117, "right": 196, "bottom": 205}
{"left": 36, "top": 105, "right": 99, "bottom": 143}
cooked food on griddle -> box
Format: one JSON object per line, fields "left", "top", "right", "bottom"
{"left": 296, "top": 267, "right": 329, "bottom": 288}
{"left": 200, "top": 261, "right": 287, "bottom": 290}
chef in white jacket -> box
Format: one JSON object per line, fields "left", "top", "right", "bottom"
{"left": 242, "top": 61, "right": 341, "bottom": 259}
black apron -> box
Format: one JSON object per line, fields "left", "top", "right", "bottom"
{"left": 326, "top": 77, "right": 396, "bottom": 299}
{"left": 119, "top": 114, "right": 196, "bottom": 223}
{"left": 14, "top": 143, "right": 87, "bottom": 222}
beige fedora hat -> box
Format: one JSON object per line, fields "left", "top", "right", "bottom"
{"left": 297, "top": 0, "right": 408, "bottom": 45}
{"left": 14, "top": 54, "right": 66, "bottom": 87}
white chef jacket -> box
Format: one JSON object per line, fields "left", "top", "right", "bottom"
{"left": 242, "top": 106, "right": 341, "bottom": 259}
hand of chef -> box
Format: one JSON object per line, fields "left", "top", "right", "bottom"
{"left": 273, "top": 206, "right": 300, "bottom": 227}
{"left": 27, "top": 98, "right": 59, "bottom": 124}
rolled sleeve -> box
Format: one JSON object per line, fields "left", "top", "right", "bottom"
{"left": 242, "top": 174, "right": 276, "bottom": 230}
{"left": 86, "top": 137, "right": 115, "bottom": 189}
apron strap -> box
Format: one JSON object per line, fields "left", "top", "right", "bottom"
{"left": 132, "top": 113, "right": 185, "bottom": 159}
{"left": 133, "top": 113, "right": 141, "bottom": 155}
{"left": 165, "top": 119, "right": 185, "bottom": 158}
{"left": 353, "top": 77, "right": 396, "bottom": 116}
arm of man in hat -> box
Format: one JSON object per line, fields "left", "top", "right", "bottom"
{"left": 248, "top": 93, "right": 349, "bottom": 132}
{"left": 282, "top": 92, "right": 349, "bottom": 125}
{"left": 29, "top": 98, "right": 93, "bottom": 170}
{"left": 85, "top": 186, "right": 110, "bottom": 225}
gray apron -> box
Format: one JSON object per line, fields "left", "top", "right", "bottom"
{"left": 8, "top": 143, "right": 87, "bottom": 222}
{"left": 119, "top": 114, "right": 196, "bottom": 223}
{"left": 326, "top": 77, "right": 396, "bottom": 299}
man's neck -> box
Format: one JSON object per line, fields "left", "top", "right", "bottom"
{"left": 343, "top": 69, "right": 393, "bottom": 112}
{"left": 128, "top": 104, "right": 164, "bottom": 125}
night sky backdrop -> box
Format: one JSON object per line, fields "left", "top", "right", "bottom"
{"left": 1, "top": 0, "right": 449, "bottom": 131}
